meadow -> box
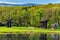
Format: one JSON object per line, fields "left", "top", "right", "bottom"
{"left": 0, "top": 27, "right": 59, "bottom": 34}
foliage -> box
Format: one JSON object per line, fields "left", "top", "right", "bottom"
{"left": 0, "top": 4, "right": 60, "bottom": 27}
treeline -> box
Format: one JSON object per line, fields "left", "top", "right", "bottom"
{"left": 0, "top": 4, "right": 60, "bottom": 27}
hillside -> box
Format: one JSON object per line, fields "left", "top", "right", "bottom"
{"left": 0, "top": 4, "right": 60, "bottom": 28}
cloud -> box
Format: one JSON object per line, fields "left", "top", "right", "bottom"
{"left": 0, "top": 1, "right": 24, "bottom": 4}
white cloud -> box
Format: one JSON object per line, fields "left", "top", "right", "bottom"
{"left": 0, "top": 1, "right": 24, "bottom": 4}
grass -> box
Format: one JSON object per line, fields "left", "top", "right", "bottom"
{"left": 0, "top": 27, "right": 60, "bottom": 34}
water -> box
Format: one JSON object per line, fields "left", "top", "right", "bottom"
{"left": 0, "top": 33, "right": 59, "bottom": 40}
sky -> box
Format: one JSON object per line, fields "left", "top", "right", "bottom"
{"left": 0, "top": 0, "right": 60, "bottom": 4}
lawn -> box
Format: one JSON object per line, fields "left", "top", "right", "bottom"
{"left": 0, "top": 27, "right": 60, "bottom": 34}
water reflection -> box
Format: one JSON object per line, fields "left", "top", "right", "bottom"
{"left": 39, "top": 33, "right": 47, "bottom": 40}
{"left": 0, "top": 33, "right": 59, "bottom": 40}
{"left": 48, "top": 33, "right": 59, "bottom": 40}
{"left": 7, "top": 34, "right": 12, "bottom": 40}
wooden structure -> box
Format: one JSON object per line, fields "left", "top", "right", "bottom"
{"left": 40, "top": 20, "right": 49, "bottom": 29}
{"left": 51, "top": 22, "right": 58, "bottom": 29}
{"left": 6, "top": 19, "right": 12, "bottom": 27}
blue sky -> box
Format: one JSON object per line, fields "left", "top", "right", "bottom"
{"left": 0, "top": 0, "right": 60, "bottom": 4}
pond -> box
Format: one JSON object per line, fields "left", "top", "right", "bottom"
{"left": 0, "top": 33, "right": 59, "bottom": 40}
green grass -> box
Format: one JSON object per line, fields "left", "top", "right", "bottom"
{"left": 0, "top": 27, "right": 60, "bottom": 34}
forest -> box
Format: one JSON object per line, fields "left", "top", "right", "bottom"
{"left": 0, "top": 3, "right": 60, "bottom": 28}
